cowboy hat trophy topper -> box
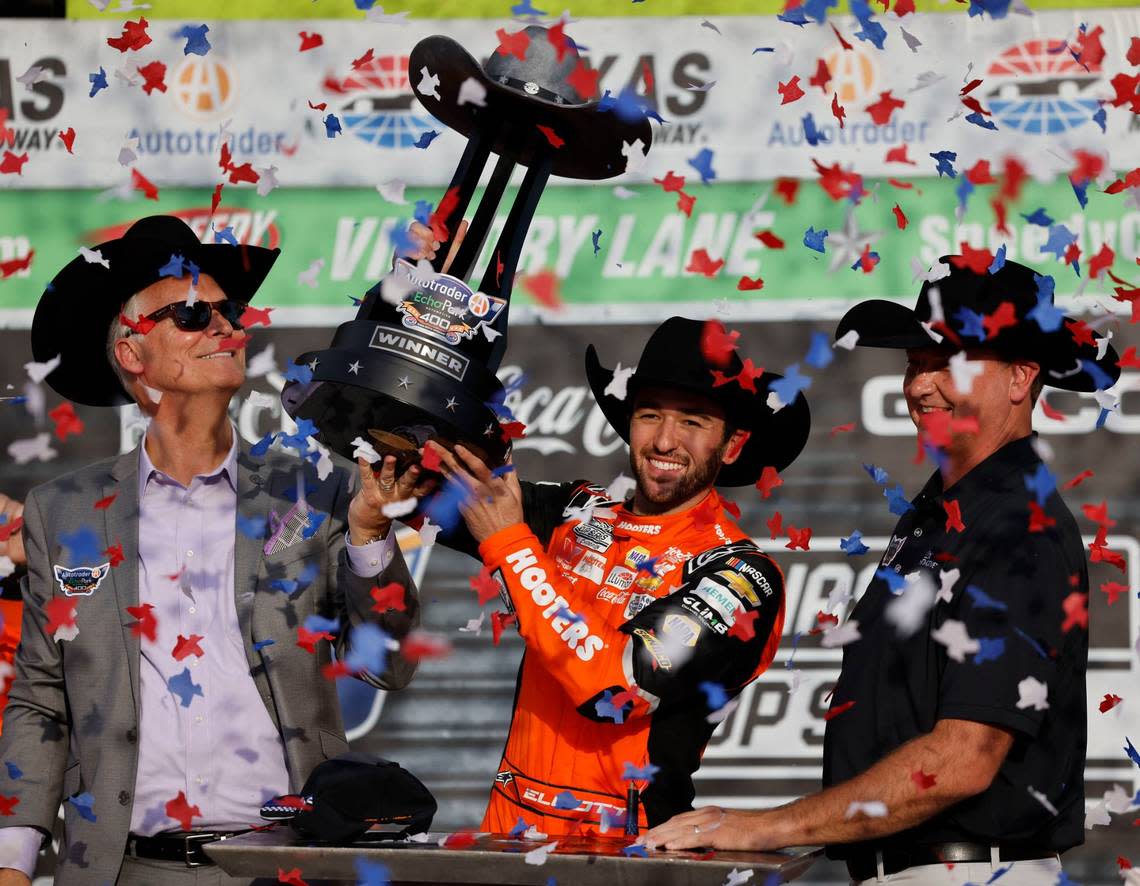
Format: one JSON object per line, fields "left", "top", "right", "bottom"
{"left": 283, "top": 25, "right": 651, "bottom": 471}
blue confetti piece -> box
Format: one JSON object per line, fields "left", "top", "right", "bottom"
{"left": 413, "top": 199, "right": 433, "bottom": 226}
{"left": 353, "top": 0, "right": 376, "bottom": 7}
{"left": 955, "top": 177, "right": 975, "bottom": 215}
{"left": 284, "top": 363, "right": 313, "bottom": 385}
{"left": 802, "top": 0, "right": 838, "bottom": 22}
{"left": 803, "top": 226, "right": 828, "bottom": 253}
{"left": 698, "top": 681, "right": 728, "bottom": 711}
{"left": 1042, "top": 224, "right": 1078, "bottom": 262}
{"left": 236, "top": 514, "right": 267, "bottom": 540}
{"left": 1021, "top": 208, "right": 1054, "bottom": 228}
{"left": 354, "top": 856, "right": 391, "bottom": 886}
{"left": 850, "top": 0, "right": 887, "bottom": 49}
{"left": 988, "top": 244, "right": 1007, "bottom": 274}
{"left": 279, "top": 417, "right": 318, "bottom": 452}
{"left": 753, "top": 46, "right": 776, "bottom": 52}
{"left": 553, "top": 605, "right": 585, "bottom": 625}
{"left": 509, "top": 816, "right": 530, "bottom": 839}
{"left": 884, "top": 484, "right": 914, "bottom": 516}
{"left": 953, "top": 306, "right": 987, "bottom": 341}
{"left": 930, "top": 150, "right": 958, "bottom": 178}
{"left": 552, "top": 790, "right": 581, "bottom": 810}
{"left": 174, "top": 23, "right": 211, "bottom": 56}
{"left": 968, "top": 0, "right": 1012, "bottom": 18}
{"left": 804, "top": 331, "right": 833, "bottom": 369}
{"left": 769, "top": 363, "right": 812, "bottom": 406}
{"left": 1080, "top": 359, "right": 1114, "bottom": 393}
{"left": 5, "top": 762, "right": 22, "bottom": 780}
{"left": 168, "top": 668, "right": 204, "bottom": 707}
{"left": 1023, "top": 463, "right": 1056, "bottom": 507}
{"left": 1013, "top": 626, "right": 1048, "bottom": 660}
{"left": 972, "top": 636, "right": 1006, "bottom": 664}
{"left": 965, "top": 111, "right": 998, "bottom": 131}
{"left": 850, "top": 251, "right": 880, "bottom": 272}
{"left": 269, "top": 578, "right": 299, "bottom": 594}
{"left": 622, "top": 844, "right": 648, "bottom": 858}
{"left": 1092, "top": 106, "right": 1106, "bottom": 133}
{"left": 158, "top": 253, "right": 186, "bottom": 280}
{"left": 863, "top": 463, "right": 889, "bottom": 485}
{"left": 965, "top": 585, "right": 1008, "bottom": 611}
{"left": 59, "top": 526, "right": 103, "bottom": 565}
{"left": 1071, "top": 178, "right": 1089, "bottom": 210}
{"left": 595, "top": 690, "right": 627, "bottom": 725}
{"left": 344, "top": 622, "right": 391, "bottom": 675}
{"left": 303, "top": 614, "right": 340, "bottom": 635}
{"left": 423, "top": 477, "right": 470, "bottom": 534}
{"left": 301, "top": 510, "right": 327, "bottom": 540}
{"left": 323, "top": 114, "right": 342, "bottom": 139}
{"left": 413, "top": 130, "right": 440, "bottom": 149}
{"left": 1054, "top": 870, "right": 1081, "bottom": 886}
{"left": 591, "top": 229, "right": 602, "bottom": 255}
{"left": 253, "top": 638, "right": 275, "bottom": 651}
{"left": 88, "top": 67, "right": 108, "bottom": 97}
{"left": 1095, "top": 407, "right": 1110, "bottom": 430}
{"left": 511, "top": 0, "right": 547, "bottom": 14}
{"left": 840, "top": 531, "right": 870, "bottom": 557}
{"left": 687, "top": 147, "right": 717, "bottom": 184}
{"left": 1028, "top": 275, "right": 1064, "bottom": 333}
{"left": 67, "top": 792, "right": 97, "bottom": 822}
{"left": 597, "top": 87, "right": 666, "bottom": 124}
{"left": 622, "top": 761, "right": 661, "bottom": 783}
{"left": 249, "top": 432, "right": 277, "bottom": 457}
{"left": 490, "top": 464, "right": 517, "bottom": 479}
{"left": 212, "top": 225, "right": 238, "bottom": 247}
{"left": 875, "top": 567, "right": 906, "bottom": 594}
{"left": 1035, "top": 270, "right": 1055, "bottom": 303}
{"left": 776, "top": 8, "right": 809, "bottom": 25}
{"left": 0, "top": 396, "right": 27, "bottom": 406}
{"left": 1125, "top": 737, "right": 1140, "bottom": 768}
{"left": 298, "top": 559, "right": 320, "bottom": 588}
{"left": 802, "top": 112, "right": 828, "bottom": 147}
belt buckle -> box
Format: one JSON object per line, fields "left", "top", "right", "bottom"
{"left": 182, "top": 832, "right": 214, "bottom": 867}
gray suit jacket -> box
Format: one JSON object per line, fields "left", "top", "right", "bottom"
{"left": 0, "top": 440, "right": 420, "bottom": 886}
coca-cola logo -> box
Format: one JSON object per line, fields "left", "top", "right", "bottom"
{"left": 497, "top": 365, "right": 626, "bottom": 458}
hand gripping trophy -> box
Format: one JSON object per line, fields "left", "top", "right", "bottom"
{"left": 283, "top": 25, "right": 651, "bottom": 472}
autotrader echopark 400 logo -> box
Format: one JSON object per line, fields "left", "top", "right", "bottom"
{"left": 984, "top": 37, "right": 1102, "bottom": 135}
{"left": 323, "top": 55, "right": 436, "bottom": 149}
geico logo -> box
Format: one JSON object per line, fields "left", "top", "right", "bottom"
{"left": 504, "top": 548, "right": 604, "bottom": 661}
{"left": 862, "top": 373, "right": 1140, "bottom": 435}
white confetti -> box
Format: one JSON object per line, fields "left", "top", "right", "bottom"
{"left": 766, "top": 391, "right": 787, "bottom": 414}
{"left": 418, "top": 516, "right": 441, "bottom": 545}
{"left": 381, "top": 498, "right": 418, "bottom": 519}
{"left": 603, "top": 362, "right": 636, "bottom": 401}
{"left": 351, "top": 436, "right": 382, "bottom": 464}
{"left": 458, "top": 612, "right": 485, "bottom": 635}
{"left": 821, "top": 619, "right": 861, "bottom": 648}
{"left": 706, "top": 695, "right": 740, "bottom": 725}
{"left": 931, "top": 618, "right": 979, "bottom": 662}
{"left": 900, "top": 26, "right": 922, "bottom": 52}
{"left": 684, "top": 79, "right": 717, "bottom": 92}
{"left": 613, "top": 186, "right": 638, "bottom": 200}
{"left": 885, "top": 571, "right": 936, "bottom": 638}
{"left": 416, "top": 66, "right": 441, "bottom": 100}
{"left": 24, "top": 354, "right": 60, "bottom": 384}
{"left": 118, "top": 135, "right": 140, "bottom": 167}
{"left": 949, "top": 350, "right": 984, "bottom": 394}
{"left": 844, "top": 800, "right": 888, "bottom": 819}
{"left": 524, "top": 840, "right": 558, "bottom": 865}
{"left": 605, "top": 473, "right": 636, "bottom": 503}
{"left": 723, "top": 869, "right": 754, "bottom": 886}
{"left": 246, "top": 344, "right": 277, "bottom": 378}
{"left": 8, "top": 432, "right": 57, "bottom": 465}
{"left": 700, "top": 18, "right": 721, "bottom": 33}
{"left": 1027, "top": 785, "right": 1058, "bottom": 816}
{"left": 245, "top": 390, "right": 276, "bottom": 409}
{"left": 15, "top": 65, "right": 47, "bottom": 88}
{"left": 0, "top": 556, "right": 14, "bottom": 579}
{"left": 833, "top": 330, "right": 860, "bottom": 351}
{"left": 621, "top": 139, "right": 648, "bottom": 174}
{"left": 935, "top": 567, "right": 960, "bottom": 605}
{"left": 479, "top": 321, "right": 502, "bottom": 342}
{"left": 365, "top": 5, "right": 410, "bottom": 23}
{"left": 377, "top": 179, "right": 407, "bottom": 205}
{"left": 457, "top": 77, "right": 487, "bottom": 107}
{"left": 79, "top": 246, "right": 110, "bottom": 268}
{"left": 52, "top": 623, "right": 80, "bottom": 643}
{"left": 297, "top": 258, "right": 325, "bottom": 289}
{"left": 256, "top": 165, "right": 280, "bottom": 197}
{"left": 1016, "top": 675, "right": 1049, "bottom": 711}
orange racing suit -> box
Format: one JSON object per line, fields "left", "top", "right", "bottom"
{"left": 446, "top": 480, "right": 786, "bottom": 836}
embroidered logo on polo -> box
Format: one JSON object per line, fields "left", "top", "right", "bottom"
{"left": 572, "top": 520, "right": 613, "bottom": 554}
{"left": 53, "top": 563, "right": 111, "bottom": 596}
{"left": 882, "top": 535, "right": 907, "bottom": 568}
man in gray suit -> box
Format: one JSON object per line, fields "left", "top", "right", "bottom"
{"left": 0, "top": 216, "right": 424, "bottom": 885}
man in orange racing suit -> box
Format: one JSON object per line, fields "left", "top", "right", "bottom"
{"left": 429, "top": 317, "right": 811, "bottom": 836}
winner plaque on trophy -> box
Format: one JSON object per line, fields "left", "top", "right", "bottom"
{"left": 282, "top": 24, "right": 652, "bottom": 470}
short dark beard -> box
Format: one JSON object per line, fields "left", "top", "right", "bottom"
{"left": 630, "top": 446, "right": 724, "bottom": 515}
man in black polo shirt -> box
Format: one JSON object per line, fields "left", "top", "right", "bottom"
{"left": 641, "top": 256, "right": 1121, "bottom": 884}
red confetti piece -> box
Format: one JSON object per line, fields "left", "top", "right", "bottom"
{"left": 774, "top": 178, "right": 799, "bottom": 205}
{"left": 809, "top": 59, "right": 831, "bottom": 94}
{"left": 494, "top": 28, "right": 529, "bottom": 61}
{"left": 824, "top": 699, "right": 856, "bottom": 721}
{"left": 777, "top": 75, "right": 804, "bottom": 104}
{"left": 813, "top": 611, "right": 839, "bottom": 632}
{"left": 567, "top": 60, "right": 600, "bottom": 100}
{"left": 830, "top": 93, "right": 846, "bottom": 128}
{"left": 44, "top": 597, "right": 79, "bottom": 637}
{"left": 786, "top": 526, "right": 812, "bottom": 551}
{"left": 442, "top": 831, "right": 478, "bottom": 849}
{"left": 911, "top": 769, "right": 937, "bottom": 790}
{"left": 754, "top": 231, "right": 785, "bottom": 249}
{"left": 120, "top": 311, "right": 155, "bottom": 336}
{"left": 722, "top": 498, "right": 741, "bottom": 520}
{"left": 1063, "top": 242, "right": 1081, "bottom": 268}
{"left": 1101, "top": 581, "right": 1127, "bottom": 606}
{"left": 737, "top": 276, "right": 765, "bottom": 291}
{"left": 892, "top": 204, "right": 908, "bottom": 229}
{"left": 1081, "top": 500, "right": 1115, "bottom": 529}
{"left": 1128, "top": 37, "right": 1140, "bottom": 66}
{"left": 983, "top": 301, "right": 1018, "bottom": 339}
{"left": 499, "top": 420, "right": 527, "bottom": 443}
{"left": 58, "top": 127, "right": 76, "bottom": 154}
{"left": 894, "top": 0, "right": 915, "bottom": 14}
{"left": 126, "top": 603, "right": 157, "bottom": 642}
{"left": 1118, "top": 855, "right": 1133, "bottom": 870}
{"left": 296, "top": 626, "right": 334, "bottom": 654}
{"left": 1063, "top": 470, "right": 1094, "bottom": 489}
{"left": 210, "top": 182, "right": 223, "bottom": 215}
{"left": 1064, "top": 319, "right": 1096, "bottom": 348}
{"left": 950, "top": 242, "right": 993, "bottom": 275}
{"left": 676, "top": 191, "right": 696, "bottom": 217}
{"left": 830, "top": 422, "right": 855, "bottom": 436}
{"left": 1117, "top": 346, "right": 1140, "bottom": 368}
{"left": 546, "top": 19, "right": 572, "bottom": 62}
{"left": 884, "top": 145, "right": 915, "bottom": 165}
{"left": 726, "top": 608, "right": 759, "bottom": 641}
{"left": 1074, "top": 24, "right": 1105, "bottom": 67}
{"left": 1028, "top": 501, "right": 1056, "bottom": 533}
{"left": 0, "top": 795, "right": 19, "bottom": 816}
{"left": 767, "top": 511, "right": 783, "bottom": 540}
{"left": 215, "top": 336, "right": 248, "bottom": 352}
{"left": 965, "top": 159, "right": 997, "bottom": 185}
{"left": 1099, "top": 693, "right": 1123, "bottom": 713}
{"left": 94, "top": 494, "right": 117, "bottom": 510}
{"left": 699, "top": 320, "right": 739, "bottom": 367}
{"left": 0, "top": 151, "right": 29, "bottom": 175}
{"left": 653, "top": 170, "right": 685, "bottom": 193}
{"left": 104, "top": 542, "right": 125, "bottom": 568}
{"left": 814, "top": 158, "right": 861, "bottom": 201}
{"left": 277, "top": 868, "right": 309, "bottom": 886}
{"left": 470, "top": 567, "right": 501, "bottom": 606}
{"left": 491, "top": 610, "right": 517, "bottom": 646}
{"left": 0, "top": 517, "right": 21, "bottom": 542}
{"left": 830, "top": 23, "right": 853, "bottom": 50}
{"left": 1089, "top": 527, "right": 1127, "bottom": 573}
{"left": 351, "top": 49, "right": 374, "bottom": 70}
{"left": 686, "top": 248, "right": 724, "bottom": 278}
{"left": 1039, "top": 397, "right": 1066, "bottom": 422}
{"left": 138, "top": 60, "right": 167, "bottom": 95}
{"left": 172, "top": 634, "right": 205, "bottom": 661}
{"left": 240, "top": 305, "right": 273, "bottom": 328}
{"left": 131, "top": 168, "right": 159, "bottom": 201}
{"left": 307, "top": 100, "right": 327, "bottom": 111}
{"left": 321, "top": 660, "right": 353, "bottom": 681}
{"left": 536, "top": 124, "right": 564, "bottom": 149}
{"left": 756, "top": 466, "right": 782, "bottom": 500}
{"left": 165, "top": 791, "right": 201, "bottom": 830}
{"left": 49, "top": 402, "right": 84, "bottom": 441}
{"left": 888, "top": 178, "right": 914, "bottom": 190}
{"left": 1088, "top": 244, "right": 1115, "bottom": 280}
{"left": 298, "top": 31, "right": 323, "bottom": 51}
{"left": 371, "top": 582, "right": 407, "bottom": 613}
{"left": 107, "top": 17, "right": 151, "bottom": 52}
{"left": 1061, "top": 591, "right": 1088, "bottom": 633}
{"left": 520, "top": 270, "right": 562, "bottom": 310}
{"left": 865, "top": 90, "right": 905, "bottom": 125}
{"left": 0, "top": 250, "right": 34, "bottom": 278}
{"left": 960, "top": 78, "right": 983, "bottom": 96}
{"left": 855, "top": 244, "right": 878, "bottom": 274}
{"left": 943, "top": 499, "right": 964, "bottom": 532}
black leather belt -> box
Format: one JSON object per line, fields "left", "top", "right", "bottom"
{"left": 846, "top": 842, "right": 1057, "bottom": 881}
{"left": 125, "top": 830, "right": 250, "bottom": 867}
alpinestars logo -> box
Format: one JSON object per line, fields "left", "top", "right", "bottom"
{"left": 984, "top": 36, "right": 1101, "bottom": 134}
{"left": 325, "top": 55, "right": 436, "bottom": 149}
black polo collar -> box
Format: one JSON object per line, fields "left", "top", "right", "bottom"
{"left": 915, "top": 433, "right": 1040, "bottom": 504}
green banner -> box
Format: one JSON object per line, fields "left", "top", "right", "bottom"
{"left": 1, "top": 175, "right": 1135, "bottom": 318}
{"left": 64, "top": 0, "right": 1138, "bottom": 20}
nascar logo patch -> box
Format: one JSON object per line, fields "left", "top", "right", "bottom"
{"left": 53, "top": 563, "right": 111, "bottom": 597}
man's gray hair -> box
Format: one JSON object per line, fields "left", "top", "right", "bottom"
{"left": 106, "top": 293, "right": 143, "bottom": 403}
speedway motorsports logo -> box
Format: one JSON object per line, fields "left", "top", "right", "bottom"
{"left": 984, "top": 35, "right": 1102, "bottom": 135}
{"left": 323, "top": 54, "right": 437, "bottom": 149}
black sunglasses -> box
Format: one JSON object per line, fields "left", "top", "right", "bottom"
{"left": 128, "top": 298, "right": 245, "bottom": 335}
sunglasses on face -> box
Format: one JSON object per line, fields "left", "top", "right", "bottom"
{"left": 128, "top": 298, "right": 245, "bottom": 334}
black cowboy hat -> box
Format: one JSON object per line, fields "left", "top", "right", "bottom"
{"left": 585, "top": 316, "right": 811, "bottom": 486}
{"left": 410, "top": 24, "right": 651, "bottom": 180}
{"left": 31, "top": 215, "right": 279, "bottom": 407}
{"left": 835, "top": 256, "right": 1120, "bottom": 392}
{"left": 261, "top": 753, "right": 436, "bottom": 843}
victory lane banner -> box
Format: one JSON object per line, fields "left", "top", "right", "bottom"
{"left": 1, "top": 173, "right": 1138, "bottom": 326}
{"left": 1, "top": 12, "right": 1139, "bottom": 187}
